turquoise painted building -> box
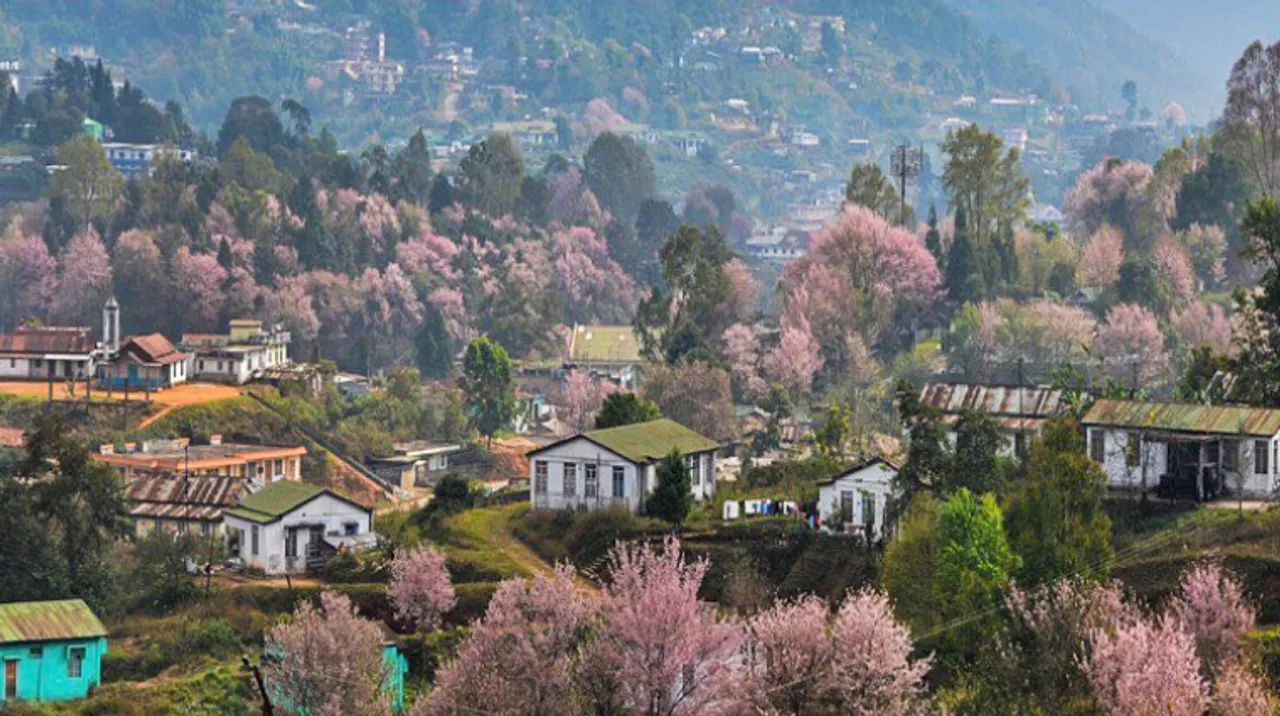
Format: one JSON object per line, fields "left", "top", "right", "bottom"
{"left": 0, "top": 599, "right": 108, "bottom": 704}
{"left": 383, "top": 642, "right": 408, "bottom": 712}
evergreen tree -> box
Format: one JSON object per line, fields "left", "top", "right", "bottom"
{"left": 429, "top": 174, "right": 455, "bottom": 214}
{"left": 595, "top": 392, "right": 662, "bottom": 429}
{"left": 924, "top": 205, "right": 944, "bottom": 264}
{"left": 458, "top": 337, "right": 516, "bottom": 448}
{"left": 289, "top": 175, "right": 337, "bottom": 272}
{"left": 945, "top": 207, "right": 979, "bottom": 304}
{"left": 646, "top": 450, "right": 693, "bottom": 525}
{"left": 415, "top": 304, "right": 453, "bottom": 380}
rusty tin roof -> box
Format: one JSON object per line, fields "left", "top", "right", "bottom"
{"left": 1082, "top": 400, "right": 1280, "bottom": 438}
{"left": 0, "top": 599, "right": 106, "bottom": 645}
{"left": 920, "top": 383, "right": 1065, "bottom": 419}
{"left": 125, "top": 473, "right": 248, "bottom": 522}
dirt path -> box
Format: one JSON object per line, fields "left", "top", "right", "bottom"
{"left": 0, "top": 380, "right": 241, "bottom": 407}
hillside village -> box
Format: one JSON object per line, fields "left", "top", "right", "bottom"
{"left": 1, "top": 3, "right": 1280, "bottom": 715}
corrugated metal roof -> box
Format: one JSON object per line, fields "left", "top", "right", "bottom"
{"left": 119, "top": 333, "right": 185, "bottom": 365}
{"left": 0, "top": 599, "right": 106, "bottom": 645}
{"left": 126, "top": 474, "right": 247, "bottom": 507}
{"left": 0, "top": 326, "right": 95, "bottom": 355}
{"left": 920, "top": 383, "right": 1064, "bottom": 419}
{"left": 1082, "top": 400, "right": 1280, "bottom": 438}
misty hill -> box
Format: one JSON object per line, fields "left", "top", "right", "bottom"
{"left": 944, "top": 0, "right": 1216, "bottom": 122}
{"left": 1092, "top": 0, "right": 1276, "bottom": 109}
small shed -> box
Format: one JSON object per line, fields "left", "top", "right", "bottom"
{"left": 0, "top": 599, "right": 108, "bottom": 704}
{"left": 817, "top": 458, "right": 898, "bottom": 542}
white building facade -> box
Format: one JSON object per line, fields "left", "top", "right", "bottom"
{"left": 817, "top": 459, "right": 897, "bottom": 542}
{"left": 223, "top": 484, "right": 373, "bottom": 575}
{"left": 528, "top": 420, "right": 718, "bottom": 513}
{"left": 1082, "top": 400, "right": 1280, "bottom": 500}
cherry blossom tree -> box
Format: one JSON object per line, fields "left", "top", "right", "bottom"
{"left": 1152, "top": 235, "right": 1197, "bottom": 304}
{"left": 51, "top": 228, "right": 113, "bottom": 324}
{"left": 721, "top": 323, "right": 766, "bottom": 399}
{"left": 427, "top": 287, "right": 470, "bottom": 344}
{"left": 550, "top": 226, "right": 637, "bottom": 324}
{"left": 829, "top": 589, "right": 931, "bottom": 715}
{"left": 584, "top": 98, "right": 626, "bottom": 135}
{"left": 1079, "top": 225, "right": 1125, "bottom": 289}
{"left": 740, "top": 596, "right": 834, "bottom": 715}
{"left": 558, "top": 369, "right": 619, "bottom": 433}
{"left": 1022, "top": 301, "right": 1097, "bottom": 365}
{"left": 1064, "top": 158, "right": 1160, "bottom": 243}
{"left": 419, "top": 565, "right": 595, "bottom": 716}
{"left": 549, "top": 168, "right": 607, "bottom": 228}
{"left": 388, "top": 546, "right": 456, "bottom": 632}
{"left": 1167, "top": 562, "right": 1256, "bottom": 673}
{"left": 1212, "top": 662, "right": 1276, "bottom": 716}
{"left": 397, "top": 226, "right": 459, "bottom": 281}
{"left": 582, "top": 537, "right": 740, "bottom": 716}
{"left": 0, "top": 221, "right": 55, "bottom": 327}
{"left": 1094, "top": 304, "right": 1173, "bottom": 390}
{"left": 763, "top": 307, "right": 824, "bottom": 395}
{"left": 169, "top": 247, "right": 228, "bottom": 332}
{"left": 1171, "top": 303, "right": 1233, "bottom": 355}
{"left": 264, "top": 591, "right": 394, "bottom": 716}
{"left": 722, "top": 258, "right": 757, "bottom": 322}
{"left": 1086, "top": 613, "right": 1206, "bottom": 716}
{"left": 354, "top": 264, "right": 425, "bottom": 372}
{"left": 262, "top": 274, "right": 320, "bottom": 348}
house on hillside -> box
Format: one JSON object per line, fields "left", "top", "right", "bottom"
{"left": 182, "top": 319, "right": 291, "bottom": 385}
{"left": 97, "top": 334, "right": 187, "bottom": 391}
{"left": 223, "top": 481, "right": 373, "bottom": 575}
{"left": 98, "top": 436, "right": 306, "bottom": 484}
{"left": 101, "top": 143, "right": 197, "bottom": 179}
{"left": 917, "top": 382, "right": 1066, "bottom": 458}
{"left": 527, "top": 419, "right": 719, "bottom": 513}
{"left": 124, "top": 473, "right": 249, "bottom": 537}
{"left": 0, "top": 325, "right": 100, "bottom": 381}
{"left": 0, "top": 600, "right": 107, "bottom": 704}
{"left": 817, "top": 458, "right": 899, "bottom": 542}
{"left": 1082, "top": 399, "right": 1280, "bottom": 500}
{"left": 365, "top": 441, "right": 462, "bottom": 490}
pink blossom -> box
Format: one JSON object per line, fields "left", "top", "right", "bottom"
{"left": 550, "top": 226, "right": 637, "bottom": 324}
{"left": 584, "top": 97, "right": 626, "bottom": 135}
{"left": 740, "top": 596, "right": 834, "bottom": 714}
{"left": 1167, "top": 562, "right": 1256, "bottom": 672}
{"left": 420, "top": 565, "right": 594, "bottom": 716}
{"left": 1153, "top": 235, "right": 1197, "bottom": 304}
{"left": 262, "top": 275, "right": 320, "bottom": 343}
{"left": 1064, "top": 158, "right": 1156, "bottom": 237}
{"left": 763, "top": 305, "right": 824, "bottom": 395}
{"left": 1171, "top": 303, "right": 1233, "bottom": 355}
{"left": 1086, "top": 614, "right": 1206, "bottom": 716}
{"left": 622, "top": 86, "right": 649, "bottom": 111}
{"left": 549, "top": 168, "right": 607, "bottom": 228}
{"left": 585, "top": 537, "right": 741, "bottom": 716}
{"left": 51, "top": 228, "right": 113, "bottom": 324}
{"left": 1094, "top": 303, "right": 1173, "bottom": 389}
{"left": 427, "top": 287, "right": 469, "bottom": 343}
{"left": 264, "top": 592, "right": 394, "bottom": 716}
{"left": 0, "top": 222, "right": 55, "bottom": 325}
{"left": 169, "top": 247, "right": 227, "bottom": 331}
{"left": 1079, "top": 225, "right": 1125, "bottom": 289}
{"left": 1212, "top": 662, "right": 1276, "bottom": 716}
{"left": 557, "top": 369, "right": 619, "bottom": 433}
{"left": 721, "top": 323, "right": 766, "bottom": 399}
{"left": 388, "top": 546, "right": 456, "bottom": 632}
{"left": 722, "top": 258, "right": 757, "bottom": 322}
{"left": 358, "top": 192, "right": 402, "bottom": 252}
{"left": 830, "top": 589, "right": 931, "bottom": 715}
{"left": 397, "top": 227, "right": 459, "bottom": 280}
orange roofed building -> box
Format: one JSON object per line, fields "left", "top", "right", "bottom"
{"left": 98, "top": 435, "right": 305, "bottom": 484}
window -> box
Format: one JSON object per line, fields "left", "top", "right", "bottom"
{"left": 200, "top": 522, "right": 212, "bottom": 536}
{"left": 1089, "top": 429, "right": 1105, "bottom": 463}
{"left": 564, "top": 463, "right": 577, "bottom": 497}
{"left": 613, "top": 466, "right": 626, "bottom": 498}
{"left": 584, "top": 463, "right": 599, "bottom": 498}
{"left": 535, "top": 461, "right": 548, "bottom": 494}
{"left": 67, "top": 647, "right": 85, "bottom": 678}
{"left": 1257, "top": 440, "right": 1271, "bottom": 475}
{"left": 1223, "top": 440, "right": 1239, "bottom": 471}
{"left": 862, "top": 491, "right": 877, "bottom": 532}
{"left": 344, "top": 522, "right": 359, "bottom": 536}
{"left": 28, "top": 647, "right": 41, "bottom": 658}
{"left": 839, "top": 490, "right": 854, "bottom": 523}
{"left": 251, "top": 525, "right": 259, "bottom": 556}
{"left": 1126, "top": 432, "right": 1141, "bottom": 467}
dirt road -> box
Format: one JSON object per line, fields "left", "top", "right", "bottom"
{"left": 0, "top": 380, "right": 241, "bottom": 407}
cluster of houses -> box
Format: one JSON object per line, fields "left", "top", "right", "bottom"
{"left": 0, "top": 298, "right": 291, "bottom": 391}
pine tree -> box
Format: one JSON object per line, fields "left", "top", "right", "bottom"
{"left": 945, "top": 206, "right": 978, "bottom": 304}
{"left": 924, "top": 205, "right": 944, "bottom": 264}
{"left": 646, "top": 451, "right": 693, "bottom": 525}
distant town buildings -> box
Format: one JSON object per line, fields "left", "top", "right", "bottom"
{"left": 98, "top": 436, "right": 307, "bottom": 484}
{"left": 102, "top": 143, "right": 198, "bottom": 179}
{"left": 182, "top": 319, "right": 291, "bottom": 385}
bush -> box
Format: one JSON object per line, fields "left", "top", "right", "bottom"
{"left": 324, "top": 550, "right": 390, "bottom": 583}
{"left": 511, "top": 507, "right": 661, "bottom": 570}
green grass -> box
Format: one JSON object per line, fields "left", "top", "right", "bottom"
{"left": 132, "top": 397, "right": 289, "bottom": 441}
{"left": 435, "top": 504, "right": 536, "bottom": 583}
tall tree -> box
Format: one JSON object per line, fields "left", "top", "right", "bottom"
{"left": 633, "top": 225, "right": 735, "bottom": 364}
{"left": 594, "top": 392, "right": 662, "bottom": 429}
{"left": 645, "top": 451, "right": 693, "bottom": 525}
{"left": 459, "top": 132, "right": 525, "bottom": 218}
{"left": 1224, "top": 40, "right": 1280, "bottom": 196}
{"left": 941, "top": 124, "right": 1029, "bottom": 247}
{"left": 217, "top": 95, "right": 288, "bottom": 158}
{"left": 391, "top": 130, "right": 434, "bottom": 206}
{"left": 48, "top": 137, "right": 123, "bottom": 231}
{"left": 583, "top": 132, "right": 656, "bottom": 223}
{"left": 458, "top": 337, "right": 516, "bottom": 448}
{"left": 844, "top": 162, "right": 902, "bottom": 221}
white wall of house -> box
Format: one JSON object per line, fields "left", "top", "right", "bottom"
{"left": 0, "top": 357, "right": 28, "bottom": 377}
{"left": 530, "top": 438, "right": 715, "bottom": 513}
{"left": 223, "top": 494, "right": 372, "bottom": 575}
{"left": 818, "top": 462, "right": 895, "bottom": 541}
{"left": 1086, "top": 427, "right": 1279, "bottom": 497}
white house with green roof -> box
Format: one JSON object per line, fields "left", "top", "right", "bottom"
{"left": 222, "top": 481, "right": 373, "bottom": 575}
{"left": 526, "top": 419, "right": 719, "bottom": 513}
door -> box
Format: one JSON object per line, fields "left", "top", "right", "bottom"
{"left": 4, "top": 659, "right": 16, "bottom": 700}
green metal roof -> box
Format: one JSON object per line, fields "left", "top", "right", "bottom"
{"left": 224, "top": 481, "right": 327, "bottom": 524}
{"left": 581, "top": 419, "right": 718, "bottom": 463}
{"left": 0, "top": 599, "right": 106, "bottom": 645}
{"left": 1082, "top": 399, "right": 1280, "bottom": 438}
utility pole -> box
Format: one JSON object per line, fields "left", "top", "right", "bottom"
{"left": 890, "top": 143, "right": 923, "bottom": 228}
{"left": 242, "top": 655, "right": 275, "bottom": 716}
